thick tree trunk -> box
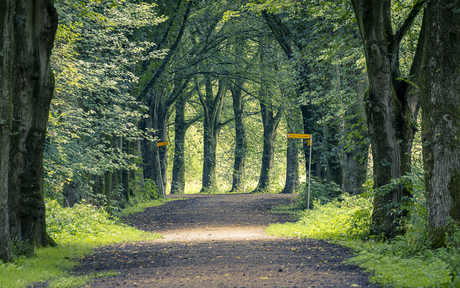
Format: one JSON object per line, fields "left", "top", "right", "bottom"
{"left": 342, "top": 122, "right": 368, "bottom": 195}
{"left": 171, "top": 92, "right": 188, "bottom": 194}
{"left": 281, "top": 138, "right": 299, "bottom": 194}
{"left": 142, "top": 93, "right": 169, "bottom": 196}
{"left": 253, "top": 96, "right": 282, "bottom": 193}
{"left": 322, "top": 124, "right": 343, "bottom": 185}
{"left": 202, "top": 121, "right": 219, "bottom": 190}
{"left": 300, "top": 105, "right": 321, "bottom": 178}
{"left": 0, "top": 0, "right": 14, "bottom": 262}
{"left": 419, "top": 0, "right": 460, "bottom": 248}
{"left": 6, "top": 0, "right": 58, "bottom": 250}
{"left": 198, "top": 76, "right": 226, "bottom": 192}
{"left": 230, "top": 81, "right": 247, "bottom": 192}
{"left": 351, "top": 0, "right": 424, "bottom": 237}
{"left": 141, "top": 110, "right": 155, "bottom": 181}
{"left": 343, "top": 74, "right": 369, "bottom": 195}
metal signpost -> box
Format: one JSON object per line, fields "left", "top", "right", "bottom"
{"left": 287, "top": 133, "right": 312, "bottom": 209}
{"left": 156, "top": 141, "right": 168, "bottom": 199}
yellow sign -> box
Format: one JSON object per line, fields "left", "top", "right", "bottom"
{"left": 307, "top": 140, "right": 311, "bottom": 146}
{"left": 157, "top": 142, "right": 168, "bottom": 146}
{"left": 287, "top": 133, "right": 311, "bottom": 139}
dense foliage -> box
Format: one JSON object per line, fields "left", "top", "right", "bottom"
{"left": 47, "top": 0, "right": 163, "bottom": 205}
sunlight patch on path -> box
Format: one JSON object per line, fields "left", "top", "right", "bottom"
{"left": 156, "top": 226, "right": 277, "bottom": 242}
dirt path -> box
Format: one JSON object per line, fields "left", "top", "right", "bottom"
{"left": 72, "top": 194, "right": 377, "bottom": 287}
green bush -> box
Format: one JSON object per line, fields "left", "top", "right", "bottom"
{"left": 46, "top": 199, "right": 159, "bottom": 246}
{"left": 297, "top": 177, "right": 343, "bottom": 209}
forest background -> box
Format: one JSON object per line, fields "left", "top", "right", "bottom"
{"left": 1, "top": 0, "right": 460, "bottom": 286}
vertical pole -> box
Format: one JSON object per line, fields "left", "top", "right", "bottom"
{"left": 155, "top": 142, "right": 166, "bottom": 199}
{"left": 307, "top": 137, "right": 312, "bottom": 210}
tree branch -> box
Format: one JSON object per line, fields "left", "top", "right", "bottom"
{"left": 140, "top": 0, "right": 194, "bottom": 97}
{"left": 393, "top": 0, "right": 426, "bottom": 48}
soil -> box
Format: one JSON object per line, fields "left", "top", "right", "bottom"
{"left": 51, "top": 194, "right": 378, "bottom": 287}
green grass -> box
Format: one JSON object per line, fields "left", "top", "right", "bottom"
{"left": 0, "top": 199, "right": 171, "bottom": 288}
{"left": 266, "top": 194, "right": 456, "bottom": 288}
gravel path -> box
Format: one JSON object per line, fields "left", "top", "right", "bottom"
{"left": 70, "top": 193, "right": 377, "bottom": 287}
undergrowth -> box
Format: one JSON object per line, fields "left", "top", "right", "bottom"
{"left": 266, "top": 165, "right": 460, "bottom": 288}
{"left": 0, "top": 198, "right": 172, "bottom": 288}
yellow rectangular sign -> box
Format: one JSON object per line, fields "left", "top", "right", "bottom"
{"left": 307, "top": 140, "right": 311, "bottom": 146}
{"left": 287, "top": 133, "right": 311, "bottom": 139}
{"left": 157, "top": 141, "right": 168, "bottom": 146}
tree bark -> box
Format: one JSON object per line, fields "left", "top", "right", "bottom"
{"left": 6, "top": 0, "right": 58, "bottom": 250}
{"left": 0, "top": 0, "right": 14, "bottom": 262}
{"left": 142, "top": 91, "right": 170, "bottom": 197}
{"left": 342, "top": 112, "right": 368, "bottom": 195}
{"left": 171, "top": 91, "right": 188, "bottom": 194}
{"left": 281, "top": 138, "right": 299, "bottom": 194}
{"left": 343, "top": 73, "right": 369, "bottom": 195}
{"left": 253, "top": 90, "right": 282, "bottom": 193}
{"left": 322, "top": 123, "right": 343, "bottom": 185}
{"left": 419, "top": 0, "right": 460, "bottom": 248}
{"left": 230, "top": 80, "right": 247, "bottom": 192}
{"left": 301, "top": 105, "right": 321, "bottom": 178}
{"left": 198, "top": 76, "right": 227, "bottom": 191}
{"left": 351, "top": 0, "right": 424, "bottom": 237}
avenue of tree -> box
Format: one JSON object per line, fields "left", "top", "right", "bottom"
{"left": 1, "top": 0, "right": 459, "bottom": 262}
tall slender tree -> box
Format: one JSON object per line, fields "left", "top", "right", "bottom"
{"left": 230, "top": 79, "right": 247, "bottom": 192}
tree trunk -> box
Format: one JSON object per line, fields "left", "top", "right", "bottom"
{"left": 419, "top": 0, "right": 460, "bottom": 248}
{"left": 157, "top": 107, "right": 169, "bottom": 196}
{"left": 230, "top": 81, "right": 247, "bottom": 192}
{"left": 104, "top": 171, "right": 112, "bottom": 199}
{"left": 141, "top": 101, "right": 155, "bottom": 181}
{"left": 6, "top": 0, "right": 58, "bottom": 250}
{"left": 198, "top": 76, "right": 226, "bottom": 192}
{"left": 0, "top": 0, "right": 14, "bottom": 262}
{"left": 142, "top": 92, "right": 169, "bottom": 196}
{"left": 343, "top": 74, "right": 369, "bottom": 195}
{"left": 300, "top": 105, "right": 321, "bottom": 178}
{"left": 253, "top": 93, "right": 282, "bottom": 193}
{"left": 322, "top": 123, "right": 343, "bottom": 185}
{"left": 351, "top": 0, "right": 424, "bottom": 237}
{"left": 343, "top": 146, "right": 368, "bottom": 195}
{"left": 281, "top": 138, "right": 299, "bottom": 194}
{"left": 133, "top": 139, "right": 145, "bottom": 194}
{"left": 171, "top": 92, "right": 188, "bottom": 194}
{"left": 202, "top": 122, "right": 219, "bottom": 190}
{"left": 63, "top": 182, "right": 80, "bottom": 208}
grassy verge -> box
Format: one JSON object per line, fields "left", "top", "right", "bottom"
{"left": 0, "top": 198, "right": 175, "bottom": 288}
{"left": 266, "top": 194, "right": 458, "bottom": 287}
